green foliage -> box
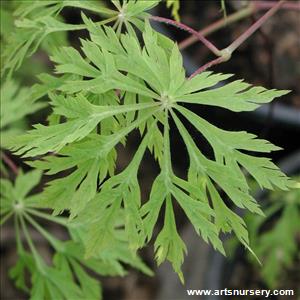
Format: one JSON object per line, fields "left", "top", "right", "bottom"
{"left": 8, "top": 14, "right": 293, "bottom": 280}
{"left": 166, "top": 0, "right": 180, "bottom": 21}
{"left": 0, "top": 170, "right": 152, "bottom": 300}
{"left": 1, "top": 0, "right": 158, "bottom": 78}
{"left": 0, "top": 80, "right": 46, "bottom": 151}
{"left": 1, "top": 0, "right": 295, "bottom": 297}
{"left": 246, "top": 179, "right": 300, "bottom": 288}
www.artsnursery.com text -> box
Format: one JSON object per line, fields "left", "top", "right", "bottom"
{"left": 186, "top": 288, "right": 295, "bottom": 298}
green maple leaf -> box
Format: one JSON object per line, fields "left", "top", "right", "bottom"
{"left": 8, "top": 17, "right": 294, "bottom": 281}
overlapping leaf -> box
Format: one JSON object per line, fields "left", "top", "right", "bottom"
{"left": 2, "top": 170, "right": 152, "bottom": 300}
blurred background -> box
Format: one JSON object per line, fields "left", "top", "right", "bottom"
{"left": 1, "top": 1, "right": 299, "bottom": 299}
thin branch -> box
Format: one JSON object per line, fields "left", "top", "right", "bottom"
{"left": 188, "top": 57, "right": 226, "bottom": 79}
{"left": 189, "top": 0, "right": 285, "bottom": 77}
{"left": 226, "top": 0, "right": 286, "bottom": 53}
{"left": 179, "top": 5, "right": 253, "bottom": 50}
{"left": 1, "top": 152, "right": 19, "bottom": 175}
{"left": 255, "top": 1, "right": 300, "bottom": 10}
{"left": 179, "top": 0, "right": 299, "bottom": 50}
{"left": 149, "top": 15, "right": 221, "bottom": 56}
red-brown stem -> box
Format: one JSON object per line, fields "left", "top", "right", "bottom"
{"left": 179, "top": 0, "right": 299, "bottom": 50}
{"left": 188, "top": 57, "right": 226, "bottom": 79}
{"left": 255, "top": 0, "right": 300, "bottom": 10}
{"left": 189, "top": 0, "right": 285, "bottom": 77}
{"left": 149, "top": 15, "right": 221, "bottom": 56}
{"left": 226, "top": 0, "right": 285, "bottom": 53}
{"left": 1, "top": 152, "right": 19, "bottom": 175}
{"left": 179, "top": 5, "right": 253, "bottom": 50}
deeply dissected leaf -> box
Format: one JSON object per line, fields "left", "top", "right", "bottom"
{"left": 6, "top": 8, "right": 294, "bottom": 283}
{"left": 8, "top": 93, "right": 158, "bottom": 157}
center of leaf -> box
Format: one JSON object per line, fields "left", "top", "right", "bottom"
{"left": 14, "top": 202, "right": 24, "bottom": 213}
{"left": 160, "top": 93, "right": 173, "bottom": 109}
{"left": 118, "top": 10, "right": 126, "bottom": 20}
